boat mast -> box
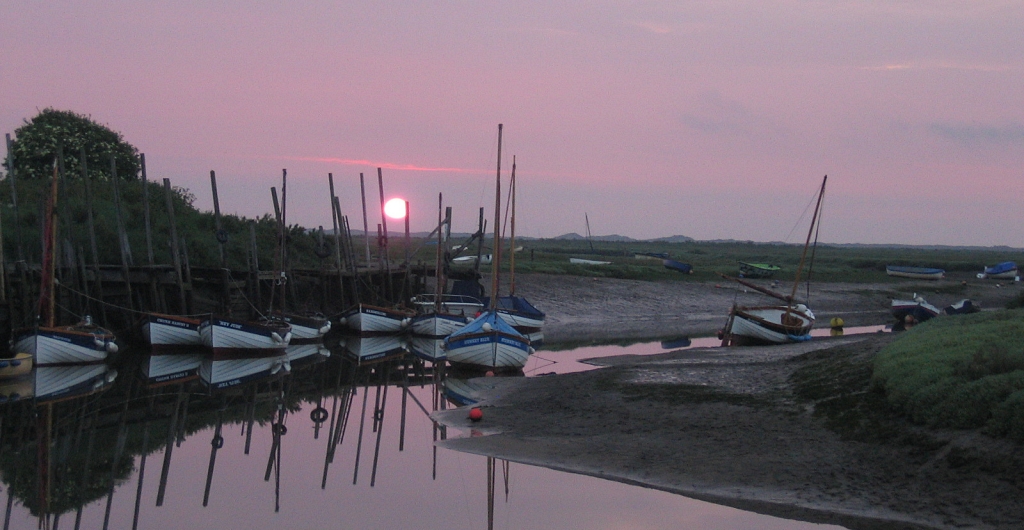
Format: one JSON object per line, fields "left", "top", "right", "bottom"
{"left": 788, "top": 175, "right": 827, "bottom": 305}
{"left": 490, "top": 124, "right": 503, "bottom": 311}
{"left": 40, "top": 161, "right": 60, "bottom": 328}
{"left": 435, "top": 193, "right": 443, "bottom": 312}
{"left": 509, "top": 156, "right": 517, "bottom": 296}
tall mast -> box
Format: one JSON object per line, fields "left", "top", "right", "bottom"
{"left": 509, "top": 156, "right": 517, "bottom": 296}
{"left": 789, "top": 175, "right": 827, "bottom": 305}
{"left": 490, "top": 124, "right": 503, "bottom": 310}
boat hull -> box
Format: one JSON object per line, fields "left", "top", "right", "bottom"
{"left": 12, "top": 325, "right": 116, "bottom": 365}
{"left": 886, "top": 266, "right": 945, "bottom": 280}
{"left": 142, "top": 313, "right": 203, "bottom": 348}
{"left": 341, "top": 335, "right": 408, "bottom": 364}
{"left": 273, "top": 312, "right": 331, "bottom": 342}
{"left": 339, "top": 304, "right": 414, "bottom": 334}
{"left": 410, "top": 312, "right": 470, "bottom": 337}
{"left": 199, "top": 317, "right": 291, "bottom": 359}
{"left": 444, "top": 331, "right": 531, "bottom": 370}
{"left": 726, "top": 305, "right": 814, "bottom": 346}
{"left": 142, "top": 353, "right": 203, "bottom": 387}
{"left": 891, "top": 299, "right": 941, "bottom": 323}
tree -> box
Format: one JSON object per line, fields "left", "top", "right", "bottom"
{"left": 3, "top": 108, "right": 140, "bottom": 181}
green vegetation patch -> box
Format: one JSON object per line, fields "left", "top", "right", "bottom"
{"left": 594, "top": 371, "right": 767, "bottom": 407}
{"left": 873, "top": 310, "right": 1024, "bottom": 440}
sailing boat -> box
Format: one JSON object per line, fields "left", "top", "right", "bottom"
{"left": 11, "top": 162, "right": 118, "bottom": 365}
{"left": 445, "top": 125, "right": 532, "bottom": 371}
{"left": 720, "top": 176, "right": 827, "bottom": 346}
{"left": 482, "top": 158, "right": 546, "bottom": 332}
{"left": 411, "top": 195, "right": 472, "bottom": 338}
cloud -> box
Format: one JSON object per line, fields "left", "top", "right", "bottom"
{"left": 860, "top": 62, "right": 1014, "bottom": 72}
{"left": 276, "top": 156, "right": 484, "bottom": 174}
{"left": 929, "top": 122, "right": 1024, "bottom": 144}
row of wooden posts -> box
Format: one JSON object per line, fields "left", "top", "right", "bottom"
{"left": 1, "top": 139, "right": 434, "bottom": 340}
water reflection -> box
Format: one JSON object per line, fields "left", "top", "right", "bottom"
{"left": 0, "top": 339, "right": 847, "bottom": 530}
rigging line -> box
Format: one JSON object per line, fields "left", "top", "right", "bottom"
{"left": 782, "top": 184, "right": 822, "bottom": 244}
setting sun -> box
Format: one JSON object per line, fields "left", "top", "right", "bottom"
{"left": 384, "top": 198, "right": 407, "bottom": 219}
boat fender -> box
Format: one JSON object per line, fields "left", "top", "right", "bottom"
{"left": 338, "top": 316, "right": 347, "bottom": 325}
{"left": 283, "top": 360, "right": 292, "bottom": 372}
{"left": 271, "top": 332, "right": 283, "bottom": 343}
{"left": 482, "top": 323, "right": 492, "bottom": 332}
{"left": 528, "top": 347, "right": 536, "bottom": 354}
{"left": 272, "top": 423, "right": 288, "bottom": 436}
{"left": 319, "top": 346, "right": 331, "bottom": 357}
{"left": 401, "top": 318, "right": 411, "bottom": 328}
{"left": 283, "top": 332, "right": 292, "bottom": 344}
{"left": 106, "top": 370, "right": 118, "bottom": 383}
{"left": 829, "top": 317, "right": 845, "bottom": 329}
{"left": 92, "top": 380, "right": 105, "bottom": 390}
{"left": 318, "top": 323, "right": 332, "bottom": 335}
{"left": 106, "top": 342, "right": 119, "bottom": 353}
{"left": 212, "top": 435, "right": 224, "bottom": 449}
{"left": 94, "top": 338, "right": 105, "bottom": 348}
{"left": 310, "top": 407, "right": 329, "bottom": 423}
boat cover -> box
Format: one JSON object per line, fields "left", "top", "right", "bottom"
{"left": 481, "top": 296, "right": 546, "bottom": 319}
{"left": 984, "top": 262, "right": 1017, "bottom": 275}
{"left": 447, "top": 309, "right": 522, "bottom": 339}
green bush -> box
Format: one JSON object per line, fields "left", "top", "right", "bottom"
{"left": 873, "top": 310, "right": 1024, "bottom": 440}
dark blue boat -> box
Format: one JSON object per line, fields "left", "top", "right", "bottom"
{"left": 663, "top": 259, "right": 693, "bottom": 274}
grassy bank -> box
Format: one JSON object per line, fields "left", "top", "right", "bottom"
{"left": 872, "top": 310, "right": 1024, "bottom": 441}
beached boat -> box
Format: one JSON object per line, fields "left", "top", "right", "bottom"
{"left": 663, "top": 259, "right": 693, "bottom": 274}
{"left": 944, "top": 299, "right": 980, "bottom": 315}
{"left": 444, "top": 125, "right": 532, "bottom": 370}
{"left": 720, "top": 176, "right": 826, "bottom": 346}
{"left": 886, "top": 265, "right": 945, "bottom": 280}
{"left": 483, "top": 295, "right": 546, "bottom": 331}
{"left": 891, "top": 296, "right": 941, "bottom": 323}
{"left": 411, "top": 311, "right": 471, "bottom": 337}
{"left": 141, "top": 312, "right": 204, "bottom": 348}
{"left": 12, "top": 166, "right": 117, "bottom": 365}
{"left": 739, "top": 262, "right": 780, "bottom": 279}
{"left": 12, "top": 320, "right": 119, "bottom": 365}
{"left": 453, "top": 254, "right": 493, "bottom": 265}
{"left": 338, "top": 303, "right": 415, "bottom": 334}
{"left": 727, "top": 305, "right": 814, "bottom": 344}
{"left": 410, "top": 293, "right": 484, "bottom": 317}
{"left": 570, "top": 258, "right": 611, "bottom": 265}
{"left": 444, "top": 310, "right": 532, "bottom": 370}
{"left": 199, "top": 315, "right": 291, "bottom": 359}
{"left": 0, "top": 352, "right": 33, "bottom": 379}
{"left": 978, "top": 261, "right": 1018, "bottom": 280}
{"left": 272, "top": 311, "right": 331, "bottom": 342}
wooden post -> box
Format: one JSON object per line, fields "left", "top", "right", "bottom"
{"left": 209, "top": 170, "right": 229, "bottom": 314}
{"left": 82, "top": 149, "right": 107, "bottom": 325}
{"left": 141, "top": 154, "right": 159, "bottom": 313}
{"left": 163, "top": 179, "right": 187, "bottom": 314}
{"left": 111, "top": 155, "right": 136, "bottom": 313}
{"left": 377, "top": 168, "right": 394, "bottom": 303}
{"left": 141, "top": 154, "right": 155, "bottom": 266}
{"left": 328, "top": 174, "right": 346, "bottom": 306}
{"left": 248, "top": 221, "right": 262, "bottom": 314}
{"left": 359, "top": 173, "right": 371, "bottom": 266}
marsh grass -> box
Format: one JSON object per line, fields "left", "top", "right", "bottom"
{"left": 873, "top": 310, "right": 1024, "bottom": 440}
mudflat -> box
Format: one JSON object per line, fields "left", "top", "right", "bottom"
{"left": 434, "top": 274, "right": 1024, "bottom": 529}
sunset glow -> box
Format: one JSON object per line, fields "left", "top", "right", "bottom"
{"left": 384, "top": 198, "right": 407, "bottom": 220}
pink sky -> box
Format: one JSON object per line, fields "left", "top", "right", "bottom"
{"left": 2, "top": 2, "right": 1022, "bottom": 246}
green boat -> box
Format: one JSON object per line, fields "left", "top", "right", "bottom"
{"left": 738, "top": 261, "right": 781, "bottom": 279}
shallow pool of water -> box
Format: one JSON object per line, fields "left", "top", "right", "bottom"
{"left": 0, "top": 337, "right": 867, "bottom": 530}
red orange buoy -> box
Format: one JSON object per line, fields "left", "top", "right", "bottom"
{"left": 468, "top": 407, "right": 483, "bottom": 422}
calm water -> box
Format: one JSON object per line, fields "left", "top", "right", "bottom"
{"left": 0, "top": 333, "right": 874, "bottom": 530}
